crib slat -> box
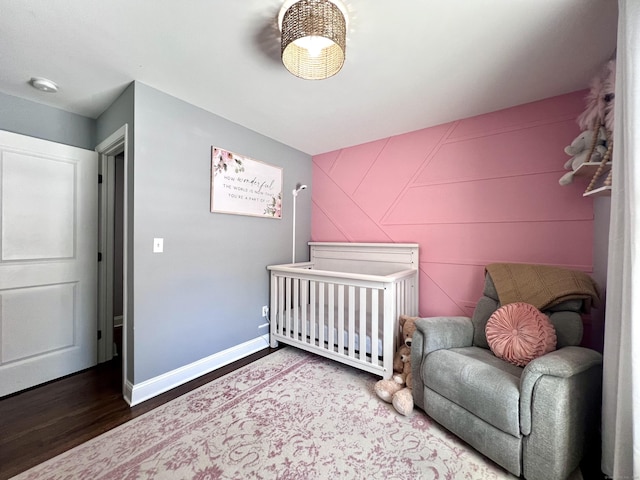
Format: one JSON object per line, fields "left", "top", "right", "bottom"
{"left": 309, "top": 281, "right": 316, "bottom": 346}
{"left": 338, "top": 285, "right": 345, "bottom": 353}
{"left": 318, "top": 281, "right": 325, "bottom": 348}
{"left": 301, "top": 279, "right": 308, "bottom": 342}
{"left": 327, "top": 283, "right": 335, "bottom": 352}
{"left": 269, "top": 273, "right": 276, "bottom": 347}
{"left": 359, "top": 287, "right": 367, "bottom": 360}
{"left": 401, "top": 280, "right": 407, "bottom": 315}
{"left": 383, "top": 284, "right": 395, "bottom": 375}
{"left": 348, "top": 286, "right": 355, "bottom": 357}
{"left": 410, "top": 278, "right": 417, "bottom": 315}
{"left": 285, "top": 277, "right": 292, "bottom": 339}
{"left": 371, "top": 288, "right": 379, "bottom": 362}
{"left": 293, "top": 278, "right": 300, "bottom": 340}
{"left": 278, "top": 276, "right": 285, "bottom": 336}
{"left": 407, "top": 279, "right": 414, "bottom": 315}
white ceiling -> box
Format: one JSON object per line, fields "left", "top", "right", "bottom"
{"left": 0, "top": 1, "right": 618, "bottom": 155}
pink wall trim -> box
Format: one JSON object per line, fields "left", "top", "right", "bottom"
{"left": 312, "top": 91, "right": 596, "bottom": 324}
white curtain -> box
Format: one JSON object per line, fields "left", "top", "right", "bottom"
{"left": 602, "top": 1, "right": 640, "bottom": 477}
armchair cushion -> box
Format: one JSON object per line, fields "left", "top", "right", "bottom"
{"left": 423, "top": 346, "right": 524, "bottom": 436}
{"left": 548, "top": 311, "right": 583, "bottom": 347}
{"left": 486, "top": 302, "right": 557, "bottom": 367}
{"left": 472, "top": 296, "right": 499, "bottom": 348}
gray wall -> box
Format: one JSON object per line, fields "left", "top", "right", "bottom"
{"left": 0, "top": 91, "right": 95, "bottom": 149}
{"left": 96, "top": 83, "right": 134, "bottom": 147}
{"left": 132, "top": 83, "right": 311, "bottom": 382}
{"left": 96, "top": 83, "right": 136, "bottom": 384}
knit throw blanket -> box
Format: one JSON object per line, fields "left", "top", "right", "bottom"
{"left": 485, "top": 263, "right": 601, "bottom": 312}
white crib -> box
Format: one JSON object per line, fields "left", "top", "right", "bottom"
{"left": 267, "top": 242, "right": 419, "bottom": 379}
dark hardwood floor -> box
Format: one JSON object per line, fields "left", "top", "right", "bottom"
{"left": 0, "top": 346, "right": 278, "bottom": 479}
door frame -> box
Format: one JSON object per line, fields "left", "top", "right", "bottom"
{"left": 96, "top": 124, "right": 129, "bottom": 398}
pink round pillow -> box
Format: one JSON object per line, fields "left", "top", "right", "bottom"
{"left": 486, "top": 302, "right": 557, "bottom": 367}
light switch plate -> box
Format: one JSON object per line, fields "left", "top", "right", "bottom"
{"left": 153, "top": 238, "right": 164, "bottom": 253}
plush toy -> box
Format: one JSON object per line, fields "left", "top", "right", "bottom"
{"left": 374, "top": 315, "right": 418, "bottom": 416}
{"left": 392, "top": 385, "right": 414, "bottom": 417}
{"left": 559, "top": 127, "right": 607, "bottom": 186}
{"left": 392, "top": 343, "right": 407, "bottom": 373}
{"left": 577, "top": 59, "right": 616, "bottom": 133}
{"left": 575, "top": 59, "right": 616, "bottom": 193}
{"left": 398, "top": 314, "right": 418, "bottom": 348}
{"left": 392, "top": 344, "right": 412, "bottom": 385}
{"left": 602, "top": 59, "right": 616, "bottom": 133}
{"left": 374, "top": 344, "right": 410, "bottom": 403}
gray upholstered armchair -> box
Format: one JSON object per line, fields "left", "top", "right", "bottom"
{"left": 412, "top": 265, "right": 603, "bottom": 480}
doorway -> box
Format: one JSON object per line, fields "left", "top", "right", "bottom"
{"left": 112, "top": 153, "right": 124, "bottom": 359}
{"left": 96, "top": 125, "right": 130, "bottom": 401}
{"left": 98, "top": 152, "right": 124, "bottom": 362}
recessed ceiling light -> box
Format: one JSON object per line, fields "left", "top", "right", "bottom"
{"left": 29, "top": 77, "right": 59, "bottom": 93}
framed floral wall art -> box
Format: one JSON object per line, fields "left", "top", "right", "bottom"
{"left": 210, "top": 147, "right": 283, "bottom": 219}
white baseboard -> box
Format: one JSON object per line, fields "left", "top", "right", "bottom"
{"left": 126, "top": 334, "right": 270, "bottom": 407}
{"left": 124, "top": 379, "right": 134, "bottom": 406}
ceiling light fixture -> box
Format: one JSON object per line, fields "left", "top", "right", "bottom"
{"left": 279, "top": 0, "right": 347, "bottom": 80}
{"left": 29, "top": 77, "right": 59, "bottom": 93}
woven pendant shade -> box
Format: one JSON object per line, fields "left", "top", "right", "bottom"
{"left": 280, "top": 0, "right": 346, "bottom": 80}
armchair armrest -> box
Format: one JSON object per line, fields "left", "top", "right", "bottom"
{"left": 412, "top": 316, "right": 473, "bottom": 411}
{"left": 520, "top": 346, "right": 603, "bottom": 435}
{"left": 412, "top": 316, "right": 473, "bottom": 360}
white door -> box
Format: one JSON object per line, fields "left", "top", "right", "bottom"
{"left": 0, "top": 130, "right": 98, "bottom": 397}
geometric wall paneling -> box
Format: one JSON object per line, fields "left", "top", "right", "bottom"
{"left": 312, "top": 162, "right": 391, "bottom": 242}
{"left": 311, "top": 202, "right": 349, "bottom": 242}
{"left": 448, "top": 91, "right": 586, "bottom": 140}
{"left": 327, "top": 138, "right": 387, "bottom": 195}
{"left": 385, "top": 221, "right": 593, "bottom": 271}
{"left": 418, "top": 268, "right": 469, "bottom": 317}
{"left": 384, "top": 172, "right": 593, "bottom": 225}
{"left": 312, "top": 91, "right": 595, "bottom": 318}
{"left": 414, "top": 121, "right": 579, "bottom": 186}
{"left": 422, "top": 262, "right": 487, "bottom": 317}
{"left": 353, "top": 123, "right": 452, "bottom": 222}
{"left": 312, "top": 149, "right": 341, "bottom": 175}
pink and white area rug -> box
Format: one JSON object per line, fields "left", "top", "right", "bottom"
{"left": 14, "top": 348, "right": 515, "bottom": 479}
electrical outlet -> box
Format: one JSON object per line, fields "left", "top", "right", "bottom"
{"left": 261, "top": 305, "right": 269, "bottom": 318}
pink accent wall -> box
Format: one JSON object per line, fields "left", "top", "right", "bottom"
{"left": 312, "top": 91, "right": 595, "bottom": 322}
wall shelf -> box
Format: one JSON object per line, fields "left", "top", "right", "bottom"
{"left": 583, "top": 185, "right": 612, "bottom": 197}
{"left": 570, "top": 161, "right": 612, "bottom": 197}
{"left": 573, "top": 161, "right": 612, "bottom": 177}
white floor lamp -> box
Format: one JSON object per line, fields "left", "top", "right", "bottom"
{"left": 292, "top": 183, "right": 307, "bottom": 263}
